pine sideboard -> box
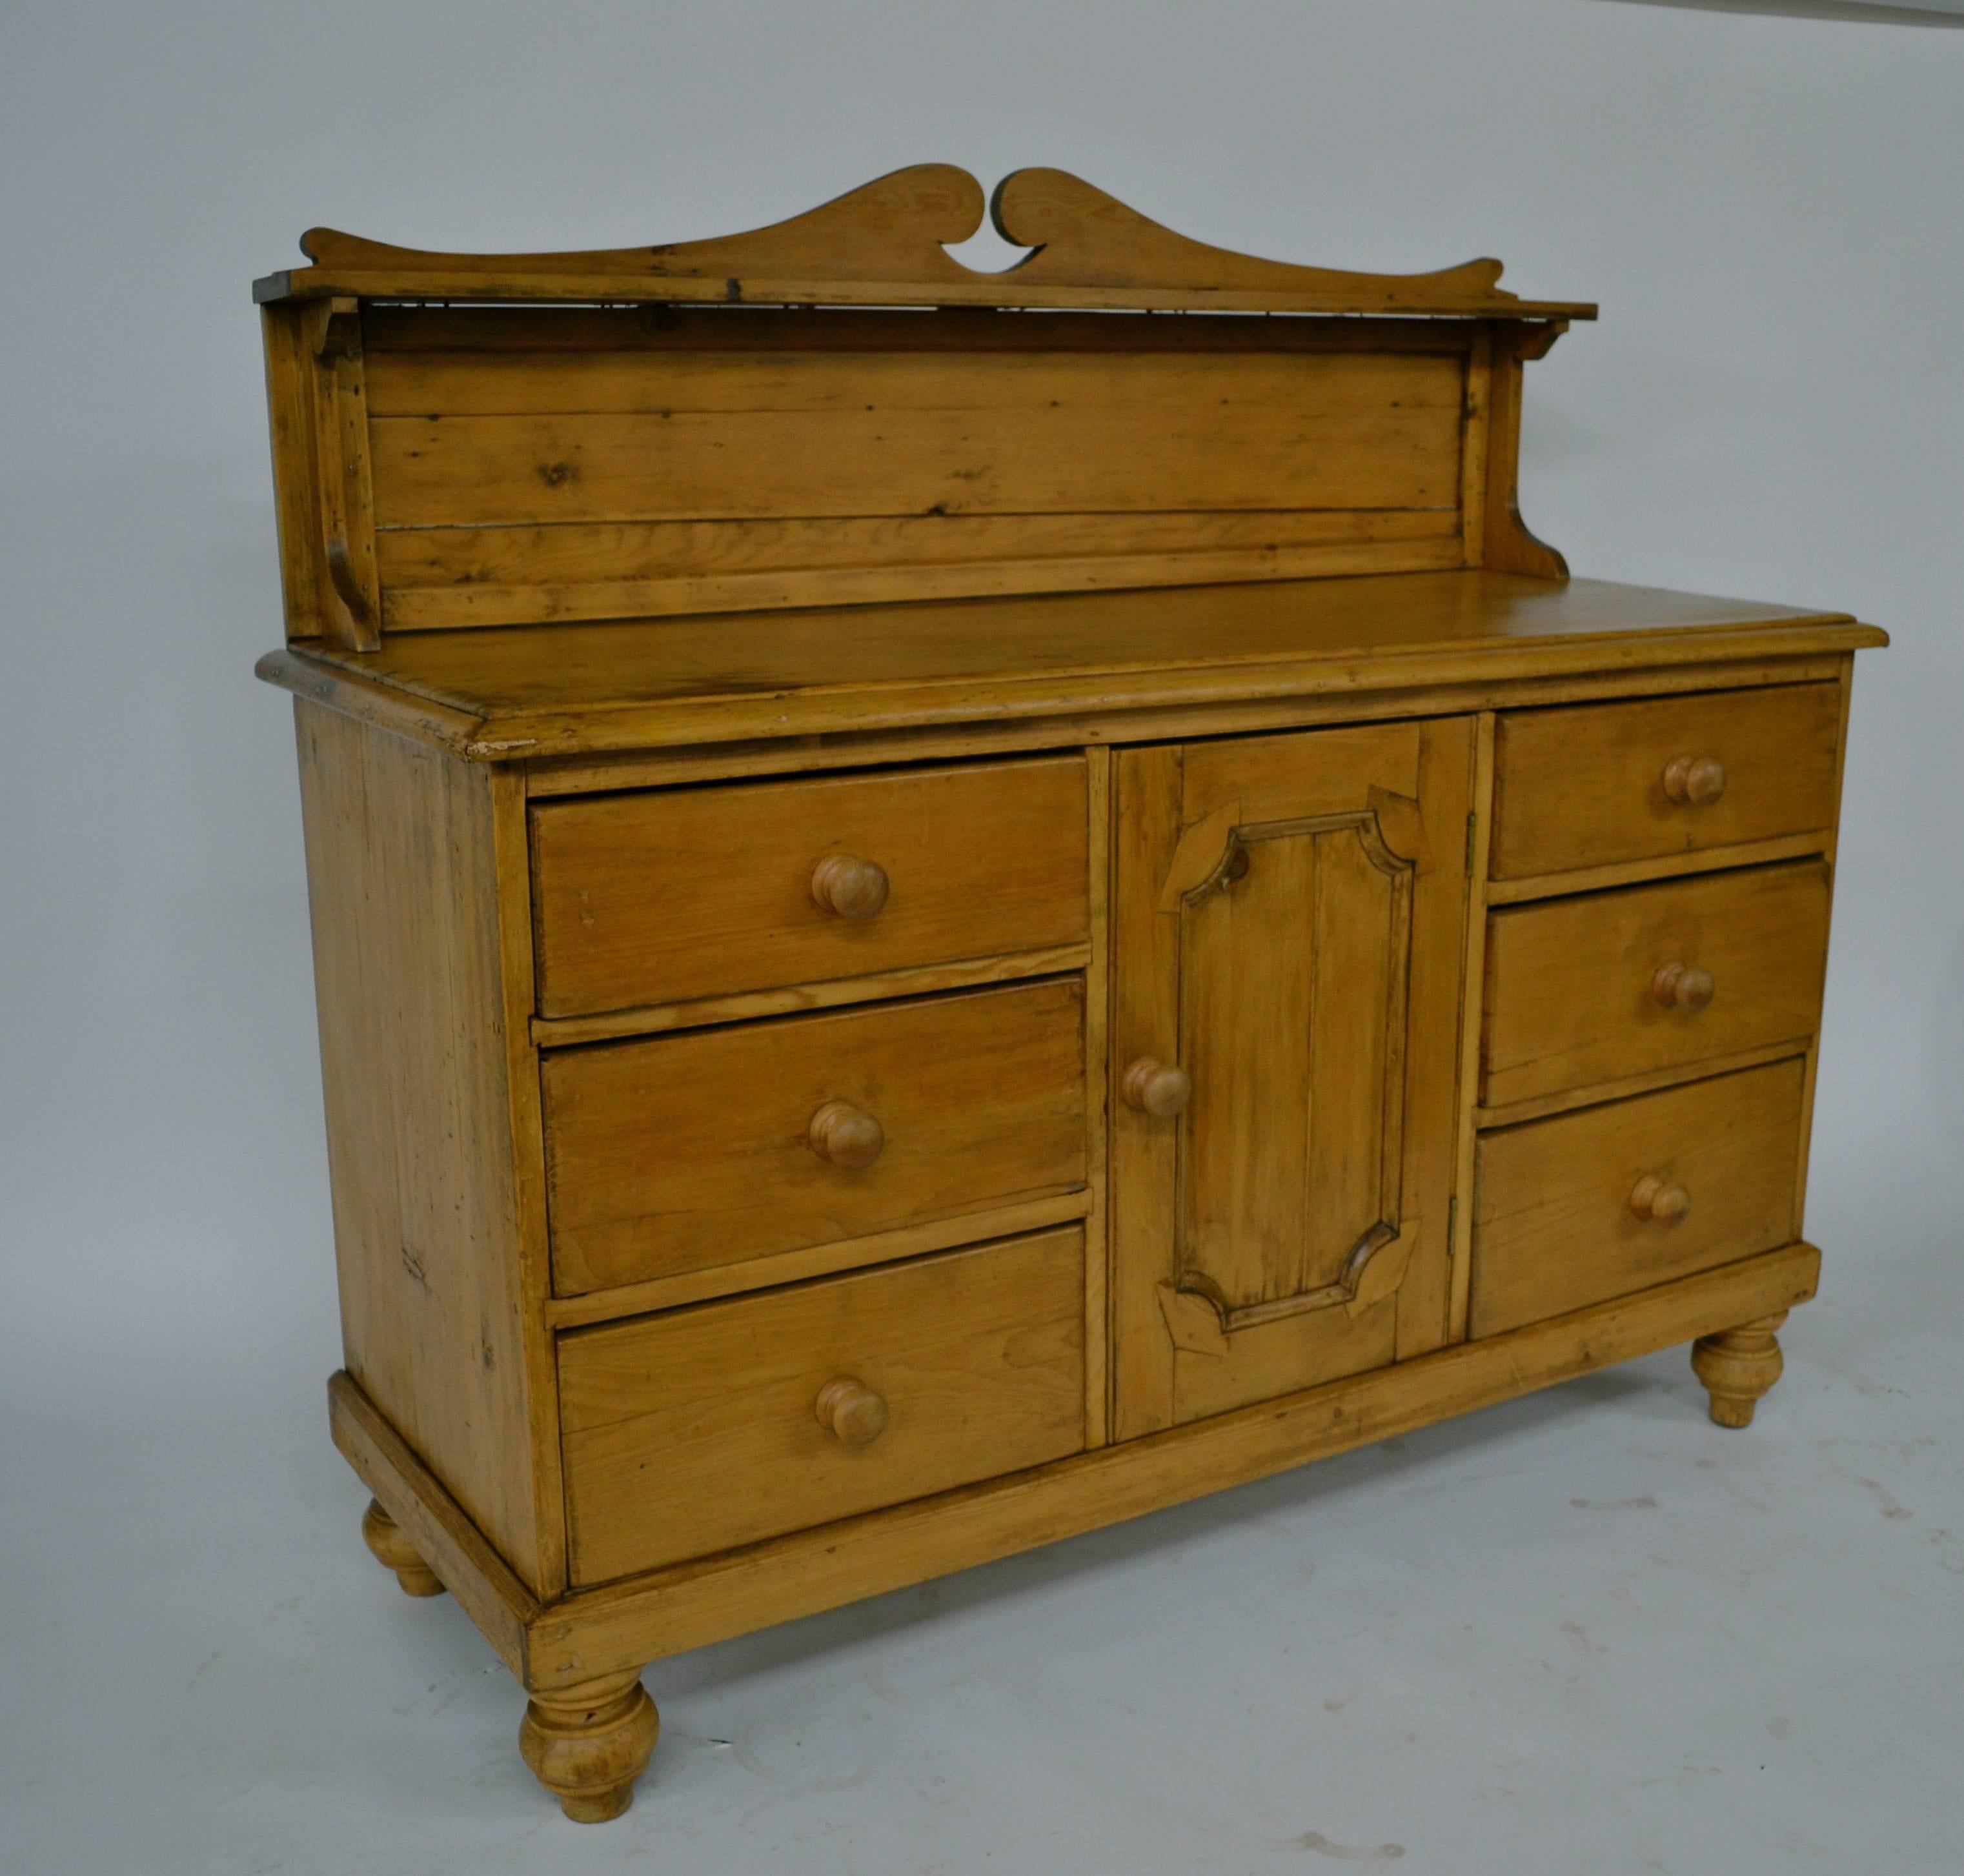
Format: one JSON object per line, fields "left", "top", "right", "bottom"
{"left": 253, "top": 165, "right": 1885, "bottom": 1821}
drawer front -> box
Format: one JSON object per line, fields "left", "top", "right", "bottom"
{"left": 559, "top": 1227, "right": 1087, "bottom": 1582}
{"left": 531, "top": 757, "right": 1089, "bottom": 1017}
{"left": 1470, "top": 1058, "right": 1804, "bottom": 1338}
{"left": 1490, "top": 683, "right": 1841, "bottom": 880}
{"left": 543, "top": 979, "right": 1086, "bottom": 1296}
{"left": 1482, "top": 859, "right": 1830, "bottom": 1109}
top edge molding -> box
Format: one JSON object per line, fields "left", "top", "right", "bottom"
{"left": 252, "top": 163, "right": 1597, "bottom": 319}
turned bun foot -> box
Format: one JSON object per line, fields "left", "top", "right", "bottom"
{"left": 359, "top": 1498, "right": 445, "bottom": 1597}
{"left": 520, "top": 1671, "right": 660, "bottom": 1823}
{"left": 1691, "top": 1311, "right": 1788, "bottom": 1429}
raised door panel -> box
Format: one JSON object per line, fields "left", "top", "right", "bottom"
{"left": 1111, "top": 718, "right": 1473, "bottom": 1436}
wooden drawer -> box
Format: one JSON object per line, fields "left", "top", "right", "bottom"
{"left": 1482, "top": 859, "right": 1830, "bottom": 1109}
{"left": 542, "top": 978, "right": 1086, "bottom": 1296}
{"left": 531, "top": 757, "right": 1089, "bottom": 1017}
{"left": 558, "top": 1227, "right": 1087, "bottom": 1582}
{"left": 1470, "top": 1058, "right": 1805, "bottom": 1338}
{"left": 1490, "top": 683, "right": 1841, "bottom": 880}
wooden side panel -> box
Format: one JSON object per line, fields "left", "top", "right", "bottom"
{"left": 1480, "top": 323, "right": 1568, "bottom": 579}
{"left": 542, "top": 979, "right": 1087, "bottom": 1295}
{"left": 294, "top": 702, "right": 554, "bottom": 1591}
{"left": 559, "top": 1228, "right": 1086, "bottom": 1583}
{"left": 261, "top": 304, "right": 326, "bottom": 641}
{"left": 1472, "top": 1058, "right": 1805, "bottom": 1337}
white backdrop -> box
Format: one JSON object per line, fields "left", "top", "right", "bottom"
{"left": 4, "top": 3, "right": 1959, "bottom": 1870}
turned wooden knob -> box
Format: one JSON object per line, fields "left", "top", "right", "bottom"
{"left": 808, "top": 1099, "right": 885, "bottom": 1169}
{"left": 1651, "top": 962, "right": 1716, "bottom": 1011}
{"left": 1629, "top": 1173, "right": 1691, "bottom": 1225}
{"left": 815, "top": 1375, "right": 889, "bottom": 1447}
{"left": 811, "top": 853, "right": 889, "bottom": 920}
{"left": 1662, "top": 754, "right": 1727, "bottom": 807}
{"left": 1122, "top": 1056, "right": 1192, "bottom": 1118}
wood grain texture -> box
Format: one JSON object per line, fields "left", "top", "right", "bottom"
{"left": 527, "top": 944, "right": 1089, "bottom": 1047}
{"left": 1470, "top": 1057, "right": 1805, "bottom": 1337}
{"left": 543, "top": 1191, "right": 1092, "bottom": 1329}
{"left": 1082, "top": 745, "right": 1114, "bottom": 1449}
{"left": 327, "top": 1371, "right": 538, "bottom": 1679}
{"left": 1110, "top": 718, "right": 1470, "bottom": 1429}
{"left": 558, "top": 1227, "right": 1086, "bottom": 1582}
{"left": 528, "top": 1242, "right": 1821, "bottom": 1682}
{"left": 259, "top": 572, "right": 1883, "bottom": 762}
{"left": 296, "top": 703, "right": 555, "bottom": 1593}
{"left": 366, "top": 352, "right": 1464, "bottom": 527}
{"left": 542, "top": 978, "right": 1087, "bottom": 1295}
{"left": 1491, "top": 682, "right": 1842, "bottom": 878}
{"left": 257, "top": 164, "right": 1595, "bottom": 318}
{"left": 1481, "top": 860, "right": 1832, "bottom": 1109}
{"left": 530, "top": 756, "right": 1088, "bottom": 1017}
{"left": 1692, "top": 1312, "right": 1789, "bottom": 1429}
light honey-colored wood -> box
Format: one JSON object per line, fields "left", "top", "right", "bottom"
{"left": 1082, "top": 744, "right": 1114, "bottom": 1450}
{"left": 261, "top": 181, "right": 1879, "bottom": 1823}
{"left": 295, "top": 703, "right": 559, "bottom": 1594}
{"left": 542, "top": 1191, "right": 1093, "bottom": 1329}
{"left": 1483, "top": 830, "right": 1830, "bottom": 905}
{"left": 540, "top": 978, "right": 1085, "bottom": 1296}
{"left": 329, "top": 1244, "right": 1823, "bottom": 1696}
{"left": 359, "top": 1498, "right": 444, "bottom": 1597}
{"left": 1109, "top": 717, "right": 1471, "bottom": 1429}
{"left": 526, "top": 943, "right": 1090, "bottom": 1047}
{"left": 258, "top": 164, "right": 1596, "bottom": 318}
{"left": 1481, "top": 859, "right": 1833, "bottom": 1108}
{"left": 258, "top": 573, "right": 1881, "bottom": 760}
{"left": 558, "top": 1228, "right": 1087, "bottom": 1582}
{"left": 529, "top": 756, "right": 1088, "bottom": 1016}
{"left": 1691, "top": 1312, "right": 1790, "bottom": 1429}
{"left": 528, "top": 1242, "right": 1825, "bottom": 1684}
{"left": 519, "top": 1669, "right": 660, "bottom": 1824}
{"left": 1447, "top": 711, "right": 1497, "bottom": 1344}
{"left": 1470, "top": 1058, "right": 1805, "bottom": 1337}
{"left": 1490, "top": 681, "right": 1842, "bottom": 878}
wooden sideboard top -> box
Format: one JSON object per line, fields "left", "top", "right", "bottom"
{"left": 258, "top": 570, "right": 1883, "bottom": 761}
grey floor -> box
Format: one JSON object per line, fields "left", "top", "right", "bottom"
{"left": 6, "top": 1144, "right": 1958, "bottom": 1876}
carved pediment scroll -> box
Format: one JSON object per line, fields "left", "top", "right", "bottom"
{"left": 258, "top": 163, "right": 1595, "bottom": 318}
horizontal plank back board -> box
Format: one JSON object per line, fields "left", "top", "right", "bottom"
{"left": 358, "top": 306, "right": 1474, "bottom": 630}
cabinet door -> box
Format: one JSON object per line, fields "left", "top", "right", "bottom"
{"left": 1110, "top": 718, "right": 1473, "bottom": 1437}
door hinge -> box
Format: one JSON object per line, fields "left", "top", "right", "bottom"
{"left": 1464, "top": 812, "right": 1479, "bottom": 877}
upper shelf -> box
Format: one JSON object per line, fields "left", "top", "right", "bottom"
{"left": 254, "top": 163, "right": 1598, "bottom": 320}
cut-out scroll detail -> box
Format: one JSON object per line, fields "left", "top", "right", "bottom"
{"left": 257, "top": 164, "right": 1594, "bottom": 319}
